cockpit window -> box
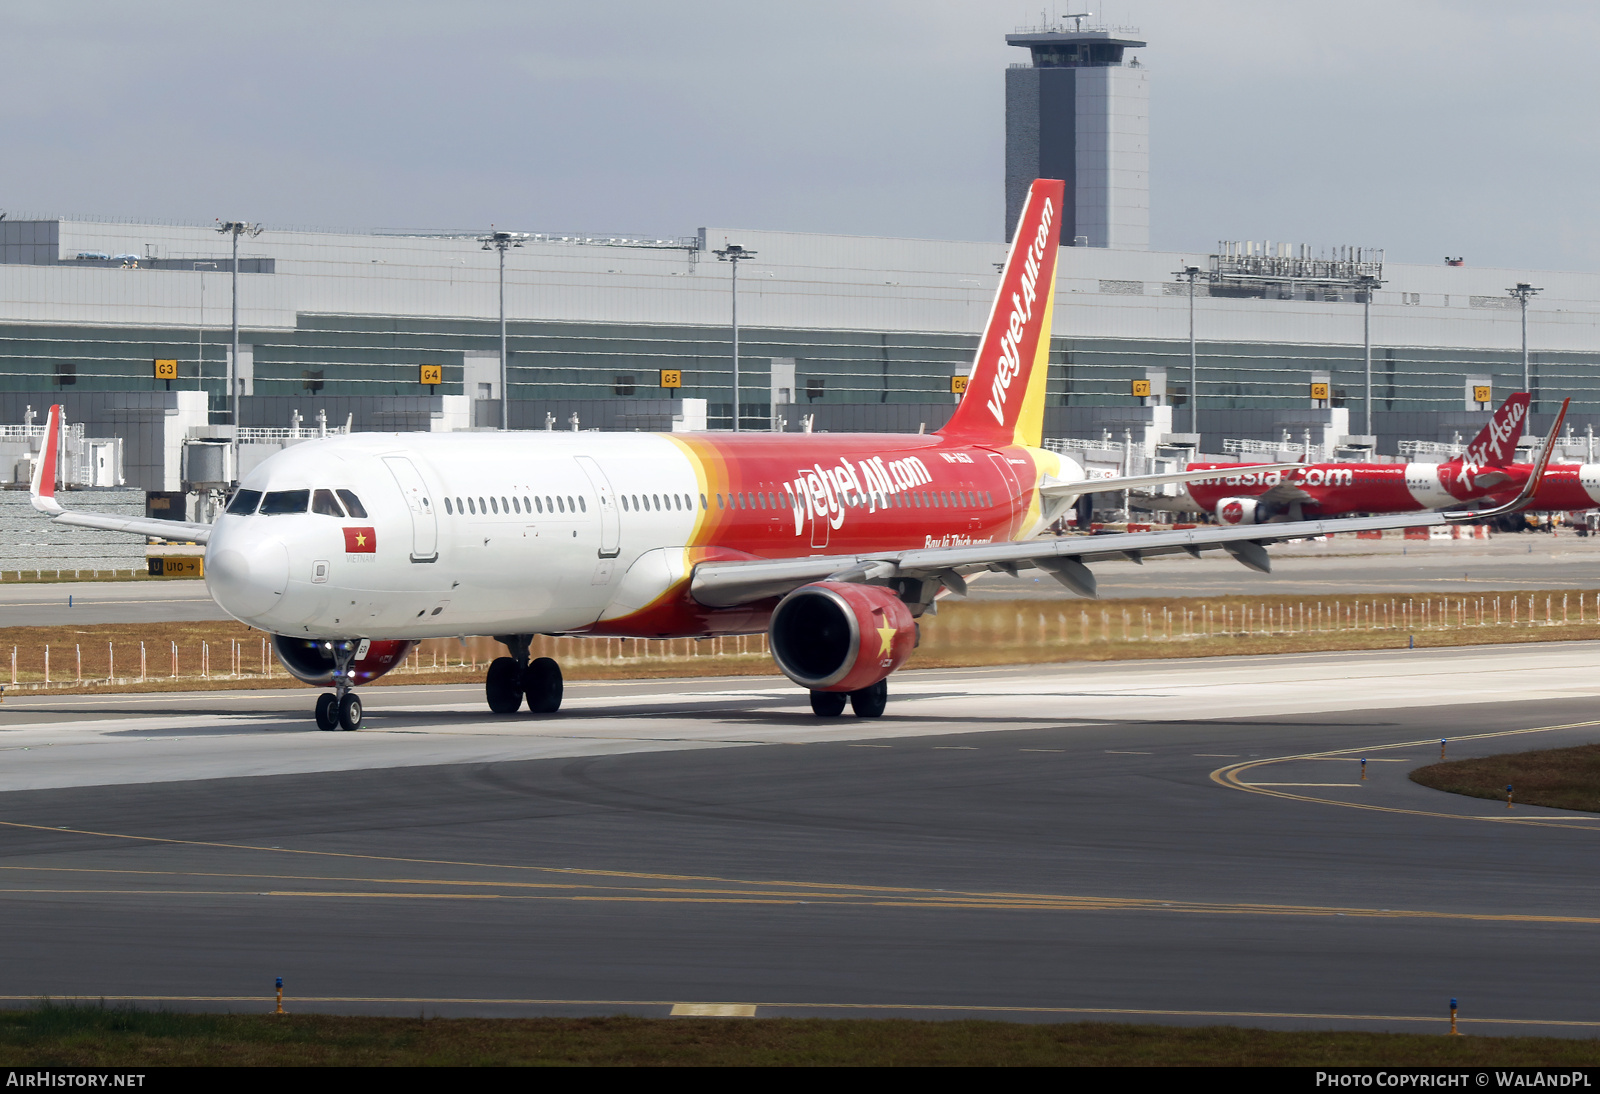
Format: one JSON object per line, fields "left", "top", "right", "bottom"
{"left": 335, "top": 490, "right": 368, "bottom": 518}
{"left": 312, "top": 489, "right": 345, "bottom": 517}
{"left": 226, "top": 489, "right": 261, "bottom": 515}
{"left": 258, "top": 489, "right": 310, "bottom": 515}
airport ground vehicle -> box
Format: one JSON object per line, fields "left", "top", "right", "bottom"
{"left": 29, "top": 181, "right": 1545, "bottom": 730}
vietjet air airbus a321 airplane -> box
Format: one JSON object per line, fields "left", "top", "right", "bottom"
{"left": 1186, "top": 392, "right": 1533, "bottom": 525}
{"left": 29, "top": 180, "right": 1534, "bottom": 732}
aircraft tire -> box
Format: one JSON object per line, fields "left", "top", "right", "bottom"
{"left": 523, "top": 657, "right": 563, "bottom": 714}
{"left": 809, "top": 690, "right": 848, "bottom": 717}
{"left": 848, "top": 680, "right": 888, "bottom": 718}
{"left": 337, "top": 692, "right": 363, "bottom": 732}
{"left": 486, "top": 656, "right": 524, "bottom": 714}
{"left": 315, "top": 692, "right": 339, "bottom": 731}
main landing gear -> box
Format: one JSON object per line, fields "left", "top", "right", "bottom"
{"left": 486, "top": 634, "right": 564, "bottom": 715}
{"left": 809, "top": 679, "right": 888, "bottom": 719}
{"left": 316, "top": 640, "right": 364, "bottom": 731}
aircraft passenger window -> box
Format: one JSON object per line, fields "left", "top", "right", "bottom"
{"left": 766, "top": 492, "right": 775, "bottom": 508}
{"left": 511, "top": 497, "right": 520, "bottom": 513}
{"left": 717, "top": 494, "right": 724, "bottom": 509}
{"left": 756, "top": 494, "right": 765, "bottom": 510}
{"left": 322, "top": 488, "right": 358, "bottom": 516}
{"left": 649, "top": 494, "right": 658, "bottom": 510}
{"left": 467, "top": 498, "right": 475, "bottom": 514}
{"left": 557, "top": 497, "right": 565, "bottom": 513}
{"left": 444, "top": 497, "right": 454, "bottom": 515}
{"left": 478, "top": 497, "right": 487, "bottom": 513}
{"left": 490, "top": 497, "right": 499, "bottom": 514}
{"left": 259, "top": 489, "right": 310, "bottom": 515}
{"left": 226, "top": 489, "right": 262, "bottom": 515}
{"left": 336, "top": 490, "right": 368, "bottom": 518}
{"left": 535, "top": 497, "right": 543, "bottom": 513}
{"left": 578, "top": 497, "right": 586, "bottom": 512}
{"left": 502, "top": 496, "right": 510, "bottom": 513}
{"left": 545, "top": 496, "right": 553, "bottom": 512}
{"left": 700, "top": 493, "right": 708, "bottom": 509}
{"left": 620, "top": 496, "right": 629, "bottom": 511}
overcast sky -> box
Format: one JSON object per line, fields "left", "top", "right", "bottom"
{"left": 4, "top": 1, "right": 1596, "bottom": 271}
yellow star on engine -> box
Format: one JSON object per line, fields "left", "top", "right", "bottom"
{"left": 876, "top": 622, "right": 896, "bottom": 657}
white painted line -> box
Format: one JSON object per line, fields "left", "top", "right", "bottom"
{"left": 1244, "top": 782, "right": 1364, "bottom": 787}
{"left": 932, "top": 746, "right": 977, "bottom": 750}
{"left": 1106, "top": 750, "right": 1152, "bottom": 755}
{"left": 670, "top": 1003, "right": 757, "bottom": 1017}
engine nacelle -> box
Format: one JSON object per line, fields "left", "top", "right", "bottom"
{"left": 271, "top": 635, "right": 417, "bottom": 686}
{"left": 1215, "top": 497, "right": 1264, "bottom": 525}
{"left": 768, "top": 581, "right": 917, "bottom": 693}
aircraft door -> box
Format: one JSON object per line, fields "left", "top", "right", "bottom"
{"left": 574, "top": 454, "right": 621, "bottom": 558}
{"left": 383, "top": 455, "right": 439, "bottom": 563}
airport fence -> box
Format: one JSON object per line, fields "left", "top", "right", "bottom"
{"left": 0, "top": 592, "right": 1592, "bottom": 692}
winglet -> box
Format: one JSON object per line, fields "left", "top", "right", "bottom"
{"left": 29, "top": 404, "right": 63, "bottom": 515}
{"left": 1447, "top": 397, "right": 1567, "bottom": 522}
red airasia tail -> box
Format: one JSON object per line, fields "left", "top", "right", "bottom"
{"left": 29, "top": 179, "right": 1483, "bottom": 729}
{"left": 1187, "top": 392, "right": 1532, "bottom": 525}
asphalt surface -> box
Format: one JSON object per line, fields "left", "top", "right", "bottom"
{"left": 0, "top": 579, "right": 226, "bottom": 626}
{"left": 2, "top": 647, "right": 1599, "bottom": 1035}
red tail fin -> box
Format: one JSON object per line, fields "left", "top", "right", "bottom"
{"left": 940, "top": 178, "right": 1064, "bottom": 449}
{"left": 1448, "top": 392, "right": 1529, "bottom": 469}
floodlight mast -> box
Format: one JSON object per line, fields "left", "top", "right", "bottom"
{"left": 478, "top": 230, "right": 528, "bottom": 430}
{"left": 1507, "top": 282, "right": 1543, "bottom": 397}
{"left": 1355, "top": 273, "right": 1384, "bottom": 435}
{"left": 1173, "top": 264, "right": 1201, "bottom": 434}
{"left": 714, "top": 244, "right": 757, "bottom": 432}
{"left": 215, "top": 220, "right": 262, "bottom": 473}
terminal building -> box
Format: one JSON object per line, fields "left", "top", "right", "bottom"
{"left": 0, "top": 18, "right": 1597, "bottom": 531}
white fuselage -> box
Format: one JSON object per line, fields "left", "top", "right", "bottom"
{"left": 205, "top": 432, "right": 701, "bottom": 640}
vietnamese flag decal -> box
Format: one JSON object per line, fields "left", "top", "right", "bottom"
{"left": 343, "top": 526, "right": 377, "bottom": 553}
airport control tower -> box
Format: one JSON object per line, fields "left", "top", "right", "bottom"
{"left": 1006, "top": 19, "right": 1148, "bottom": 249}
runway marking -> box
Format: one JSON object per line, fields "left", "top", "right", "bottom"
{"left": 1211, "top": 718, "right": 1600, "bottom": 829}
{"left": 0, "top": 995, "right": 1590, "bottom": 1028}
{"left": 0, "top": 866, "right": 1592, "bottom": 924}
{"left": 1241, "top": 777, "right": 1356, "bottom": 786}
{"left": 1105, "top": 750, "right": 1151, "bottom": 755}
{"left": 1020, "top": 748, "right": 1064, "bottom": 752}
{"left": 931, "top": 746, "right": 977, "bottom": 750}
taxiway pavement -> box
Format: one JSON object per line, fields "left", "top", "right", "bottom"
{"left": 1, "top": 645, "right": 1599, "bottom": 1035}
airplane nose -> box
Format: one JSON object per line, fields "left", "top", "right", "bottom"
{"left": 207, "top": 536, "right": 290, "bottom": 619}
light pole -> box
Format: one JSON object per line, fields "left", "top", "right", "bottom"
{"left": 1356, "top": 273, "right": 1384, "bottom": 435}
{"left": 1174, "top": 265, "right": 1201, "bottom": 434}
{"left": 714, "top": 244, "right": 757, "bottom": 431}
{"left": 1507, "top": 282, "right": 1543, "bottom": 399}
{"left": 478, "top": 230, "right": 527, "bottom": 429}
{"left": 215, "top": 221, "right": 262, "bottom": 441}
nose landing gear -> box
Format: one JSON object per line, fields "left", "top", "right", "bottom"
{"left": 315, "top": 639, "right": 364, "bottom": 731}
{"left": 489, "top": 635, "right": 564, "bottom": 715}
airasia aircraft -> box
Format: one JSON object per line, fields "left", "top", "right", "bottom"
{"left": 28, "top": 180, "right": 1516, "bottom": 731}
{"left": 1187, "top": 392, "right": 1532, "bottom": 525}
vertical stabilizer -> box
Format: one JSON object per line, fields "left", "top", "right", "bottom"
{"left": 29, "top": 404, "right": 63, "bottom": 515}
{"left": 940, "top": 178, "right": 1064, "bottom": 449}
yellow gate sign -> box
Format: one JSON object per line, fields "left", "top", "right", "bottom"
{"left": 1310, "top": 382, "right": 1330, "bottom": 401}
{"left": 1131, "top": 379, "right": 1152, "bottom": 398}
{"left": 660, "top": 369, "right": 682, "bottom": 389}
{"left": 419, "top": 365, "right": 442, "bottom": 385}
{"left": 148, "top": 556, "right": 203, "bottom": 578}
{"left": 950, "top": 375, "right": 968, "bottom": 395}
{"left": 1473, "top": 385, "right": 1493, "bottom": 404}
{"left": 154, "top": 359, "right": 178, "bottom": 380}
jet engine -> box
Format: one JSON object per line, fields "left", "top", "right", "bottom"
{"left": 1215, "top": 497, "right": 1264, "bottom": 525}
{"left": 767, "top": 581, "right": 918, "bottom": 693}
{"left": 271, "top": 635, "right": 418, "bottom": 686}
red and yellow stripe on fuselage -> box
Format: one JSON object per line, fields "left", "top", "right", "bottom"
{"left": 583, "top": 432, "right": 1058, "bottom": 638}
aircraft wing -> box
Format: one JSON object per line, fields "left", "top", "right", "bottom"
{"left": 689, "top": 510, "right": 1452, "bottom": 607}
{"left": 30, "top": 404, "right": 214, "bottom": 543}
{"left": 1038, "top": 461, "right": 1301, "bottom": 501}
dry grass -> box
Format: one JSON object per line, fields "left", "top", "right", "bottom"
{"left": 1, "top": 589, "right": 1596, "bottom": 696}
{"left": 1, "top": 1004, "right": 1596, "bottom": 1066}
{"left": 1411, "top": 744, "right": 1600, "bottom": 813}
